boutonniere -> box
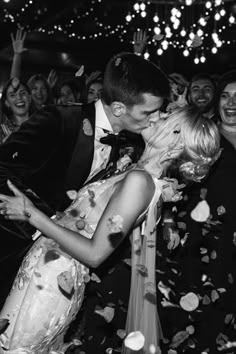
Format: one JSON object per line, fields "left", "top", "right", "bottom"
{"left": 116, "top": 154, "right": 132, "bottom": 172}
{"left": 82, "top": 118, "right": 93, "bottom": 136}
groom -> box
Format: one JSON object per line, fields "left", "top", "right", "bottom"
{"left": 0, "top": 52, "right": 169, "bottom": 307}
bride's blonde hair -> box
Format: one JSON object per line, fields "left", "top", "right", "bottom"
{"left": 139, "top": 106, "right": 221, "bottom": 180}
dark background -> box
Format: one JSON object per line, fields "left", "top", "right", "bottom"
{"left": 0, "top": 0, "right": 235, "bottom": 86}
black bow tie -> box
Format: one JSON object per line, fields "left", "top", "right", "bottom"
{"left": 86, "top": 130, "right": 145, "bottom": 185}
{"left": 100, "top": 130, "right": 145, "bottom": 164}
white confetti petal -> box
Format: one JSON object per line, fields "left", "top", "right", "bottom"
{"left": 124, "top": 331, "right": 145, "bottom": 351}
{"left": 190, "top": 200, "right": 210, "bottom": 222}
{"left": 95, "top": 306, "right": 115, "bottom": 323}
{"left": 179, "top": 292, "right": 199, "bottom": 312}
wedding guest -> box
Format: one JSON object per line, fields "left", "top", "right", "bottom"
{"left": 0, "top": 78, "right": 32, "bottom": 144}
{"left": 157, "top": 70, "right": 236, "bottom": 353}
{"left": 187, "top": 73, "right": 218, "bottom": 121}
{"left": 27, "top": 73, "right": 54, "bottom": 111}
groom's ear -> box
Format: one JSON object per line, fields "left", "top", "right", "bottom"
{"left": 111, "top": 102, "right": 126, "bottom": 117}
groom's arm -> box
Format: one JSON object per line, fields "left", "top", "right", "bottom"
{"left": 0, "top": 105, "right": 64, "bottom": 214}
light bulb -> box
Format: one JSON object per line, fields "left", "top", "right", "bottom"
{"left": 153, "top": 14, "right": 159, "bottom": 23}
{"left": 157, "top": 48, "right": 163, "bottom": 55}
{"left": 197, "top": 28, "right": 203, "bottom": 37}
{"left": 229, "top": 15, "right": 235, "bottom": 24}
{"left": 126, "top": 13, "right": 132, "bottom": 22}
{"left": 205, "top": 1, "right": 212, "bottom": 9}
{"left": 140, "top": 2, "right": 146, "bottom": 11}
{"left": 173, "top": 19, "right": 180, "bottom": 29}
{"left": 212, "top": 31, "right": 218, "bottom": 41}
{"left": 194, "top": 57, "right": 199, "bottom": 64}
{"left": 220, "top": 8, "right": 226, "bottom": 16}
{"left": 154, "top": 26, "right": 161, "bottom": 35}
{"left": 211, "top": 46, "right": 217, "bottom": 54}
{"left": 133, "top": 2, "right": 139, "bottom": 11}
{"left": 189, "top": 31, "right": 195, "bottom": 40}
{"left": 141, "top": 11, "right": 146, "bottom": 18}
{"left": 214, "top": 12, "right": 221, "bottom": 21}
{"left": 200, "top": 55, "right": 206, "bottom": 63}
{"left": 185, "top": 0, "right": 192, "bottom": 5}
{"left": 162, "top": 39, "right": 169, "bottom": 50}
{"left": 183, "top": 48, "right": 190, "bottom": 56}
{"left": 186, "top": 39, "right": 192, "bottom": 47}
{"left": 176, "top": 10, "right": 182, "bottom": 18}
{"left": 180, "top": 28, "right": 187, "bottom": 37}
{"left": 144, "top": 51, "right": 150, "bottom": 59}
{"left": 199, "top": 17, "right": 207, "bottom": 26}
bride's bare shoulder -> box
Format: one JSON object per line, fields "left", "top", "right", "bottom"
{"left": 123, "top": 169, "right": 155, "bottom": 194}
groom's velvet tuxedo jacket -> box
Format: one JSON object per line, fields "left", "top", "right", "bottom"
{"left": 0, "top": 103, "right": 97, "bottom": 213}
{"left": 0, "top": 103, "right": 98, "bottom": 305}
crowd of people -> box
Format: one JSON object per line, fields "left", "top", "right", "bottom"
{"left": 0, "top": 28, "right": 235, "bottom": 354}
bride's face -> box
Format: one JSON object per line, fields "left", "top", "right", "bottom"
{"left": 141, "top": 113, "right": 166, "bottom": 146}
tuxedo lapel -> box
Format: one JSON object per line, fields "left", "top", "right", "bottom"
{"left": 65, "top": 103, "right": 96, "bottom": 191}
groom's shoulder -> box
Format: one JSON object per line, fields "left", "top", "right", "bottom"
{"left": 55, "top": 102, "right": 95, "bottom": 121}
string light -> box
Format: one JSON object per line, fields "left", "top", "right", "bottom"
{"left": 1, "top": 0, "right": 235, "bottom": 65}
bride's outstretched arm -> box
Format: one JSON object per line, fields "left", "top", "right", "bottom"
{"left": 0, "top": 173, "right": 155, "bottom": 267}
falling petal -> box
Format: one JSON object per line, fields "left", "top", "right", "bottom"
{"left": 95, "top": 306, "right": 115, "bottom": 323}
{"left": 107, "top": 215, "right": 124, "bottom": 233}
{"left": 57, "top": 271, "right": 74, "bottom": 299}
{"left": 106, "top": 348, "right": 113, "bottom": 354}
{"left": 117, "top": 329, "right": 126, "bottom": 339}
{"left": 211, "top": 289, "right": 220, "bottom": 302}
{"left": 123, "top": 258, "right": 131, "bottom": 266}
{"left": 217, "top": 288, "right": 226, "bottom": 293}
{"left": 158, "top": 281, "right": 171, "bottom": 300}
{"left": 186, "top": 325, "right": 195, "bottom": 335}
{"left": 224, "top": 313, "right": 234, "bottom": 325}
{"left": 72, "top": 338, "right": 82, "bottom": 346}
{"left": 202, "top": 295, "right": 211, "bottom": 305}
{"left": 66, "top": 190, "right": 78, "bottom": 200}
{"left": 170, "top": 330, "right": 189, "bottom": 348}
{"left": 124, "top": 331, "right": 145, "bottom": 351}
{"left": 217, "top": 205, "right": 226, "bottom": 215}
{"left": 191, "top": 200, "right": 210, "bottom": 222}
{"left": 200, "top": 188, "right": 207, "bottom": 200}
{"left": 136, "top": 264, "right": 148, "bottom": 277}
{"left": 210, "top": 250, "right": 217, "bottom": 259}
{"left": 179, "top": 292, "right": 199, "bottom": 312}
{"left": 90, "top": 273, "right": 101, "bottom": 283}
{"left": 201, "top": 255, "right": 210, "bottom": 263}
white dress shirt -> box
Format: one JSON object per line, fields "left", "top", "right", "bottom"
{"left": 85, "top": 100, "right": 113, "bottom": 183}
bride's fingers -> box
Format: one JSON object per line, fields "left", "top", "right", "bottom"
{"left": 4, "top": 214, "right": 27, "bottom": 221}
{"left": 7, "top": 180, "right": 22, "bottom": 195}
{"left": 0, "top": 194, "right": 9, "bottom": 202}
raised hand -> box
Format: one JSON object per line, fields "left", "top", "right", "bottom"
{"left": 75, "top": 65, "right": 85, "bottom": 77}
{"left": 133, "top": 29, "right": 148, "bottom": 55}
{"left": 11, "top": 27, "right": 27, "bottom": 55}
{"left": 47, "top": 69, "right": 58, "bottom": 88}
{"left": 85, "top": 70, "right": 102, "bottom": 85}
{"left": 0, "top": 180, "right": 34, "bottom": 221}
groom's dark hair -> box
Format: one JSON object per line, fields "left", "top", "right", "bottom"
{"left": 102, "top": 52, "right": 170, "bottom": 107}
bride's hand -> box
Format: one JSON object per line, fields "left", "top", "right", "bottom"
{"left": 0, "top": 180, "right": 34, "bottom": 221}
{"left": 162, "top": 178, "right": 185, "bottom": 202}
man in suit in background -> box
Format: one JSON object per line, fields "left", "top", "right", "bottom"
{"left": 0, "top": 52, "right": 169, "bottom": 308}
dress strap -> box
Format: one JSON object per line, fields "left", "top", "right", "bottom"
{"left": 123, "top": 178, "right": 163, "bottom": 354}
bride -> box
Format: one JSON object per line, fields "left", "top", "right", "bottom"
{"left": 0, "top": 106, "right": 220, "bottom": 354}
